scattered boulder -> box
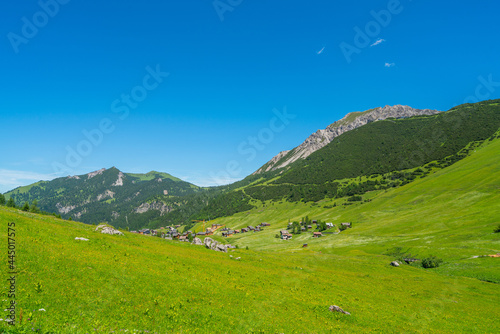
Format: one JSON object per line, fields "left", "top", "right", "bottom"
{"left": 95, "top": 224, "right": 123, "bottom": 236}
{"left": 390, "top": 261, "right": 400, "bottom": 267}
{"left": 75, "top": 237, "right": 89, "bottom": 241}
{"left": 200, "top": 237, "right": 228, "bottom": 253}
{"left": 191, "top": 237, "right": 203, "bottom": 246}
{"left": 216, "top": 244, "right": 228, "bottom": 253}
{"left": 235, "top": 257, "right": 241, "bottom": 260}
{"left": 329, "top": 305, "right": 350, "bottom": 315}
{"left": 204, "top": 237, "right": 215, "bottom": 248}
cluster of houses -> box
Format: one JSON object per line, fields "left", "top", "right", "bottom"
{"left": 132, "top": 224, "right": 229, "bottom": 241}
{"left": 278, "top": 219, "right": 353, "bottom": 240}
{"left": 280, "top": 228, "right": 322, "bottom": 240}
{"left": 130, "top": 220, "right": 351, "bottom": 244}
{"left": 221, "top": 222, "right": 270, "bottom": 237}
{"left": 286, "top": 220, "right": 338, "bottom": 232}
{"left": 130, "top": 228, "right": 158, "bottom": 236}
{"left": 195, "top": 224, "right": 224, "bottom": 237}
{"left": 340, "top": 222, "right": 352, "bottom": 229}
{"left": 280, "top": 230, "right": 293, "bottom": 240}
{"left": 131, "top": 226, "right": 196, "bottom": 241}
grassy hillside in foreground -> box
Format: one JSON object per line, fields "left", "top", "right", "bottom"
{"left": 208, "top": 134, "right": 500, "bottom": 283}
{"left": 0, "top": 207, "right": 499, "bottom": 333}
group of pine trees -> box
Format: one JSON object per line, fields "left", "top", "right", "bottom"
{"left": 0, "top": 193, "right": 40, "bottom": 212}
{"left": 0, "top": 193, "right": 16, "bottom": 208}
{"left": 0, "top": 193, "right": 63, "bottom": 218}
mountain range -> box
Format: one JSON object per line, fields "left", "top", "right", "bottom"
{"left": 4, "top": 99, "right": 500, "bottom": 230}
{"left": 254, "top": 105, "right": 441, "bottom": 174}
{"left": 4, "top": 168, "right": 202, "bottom": 230}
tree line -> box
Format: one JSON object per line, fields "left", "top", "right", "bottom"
{"left": 0, "top": 194, "right": 64, "bottom": 218}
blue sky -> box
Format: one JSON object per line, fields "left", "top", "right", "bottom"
{"left": 1, "top": 0, "right": 500, "bottom": 192}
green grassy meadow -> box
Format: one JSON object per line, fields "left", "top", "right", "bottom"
{"left": 0, "top": 137, "right": 499, "bottom": 333}
{"left": 212, "top": 137, "right": 500, "bottom": 281}
{"left": 1, "top": 206, "right": 499, "bottom": 333}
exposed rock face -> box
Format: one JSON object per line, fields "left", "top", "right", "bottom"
{"left": 87, "top": 168, "right": 106, "bottom": 179}
{"left": 75, "top": 237, "right": 89, "bottom": 241}
{"left": 73, "top": 209, "right": 87, "bottom": 219}
{"left": 204, "top": 237, "right": 215, "bottom": 248}
{"left": 111, "top": 211, "right": 120, "bottom": 219}
{"left": 254, "top": 105, "right": 441, "bottom": 174}
{"left": 191, "top": 237, "right": 203, "bottom": 246}
{"left": 97, "top": 190, "right": 115, "bottom": 201}
{"left": 329, "top": 305, "right": 351, "bottom": 315}
{"left": 112, "top": 172, "right": 124, "bottom": 186}
{"left": 56, "top": 203, "right": 77, "bottom": 214}
{"left": 257, "top": 150, "right": 291, "bottom": 173}
{"left": 95, "top": 224, "right": 123, "bottom": 235}
{"left": 67, "top": 175, "right": 80, "bottom": 180}
{"left": 203, "top": 237, "right": 227, "bottom": 253}
{"left": 134, "top": 201, "right": 172, "bottom": 215}
{"left": 216, "top": 244, "right": 228, "bottom": 252}
{"left": 135, "top": 203, "right": 150, "bottom": 214}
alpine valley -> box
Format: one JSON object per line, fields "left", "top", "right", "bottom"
{"left": 1, "top": 99, "right": 500, "bottom": 333}
{"left": 5, "top": 100, "right": 500, "bottom": 231}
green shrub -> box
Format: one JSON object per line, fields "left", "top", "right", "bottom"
{"left": 421, "top": 256, "right": 443, "bottom": 269}
{"left": 348, "top": 195, "right": 363, "bottom": 202}
{"left": 494, "top": 225, "right": 500, "bottom": 233}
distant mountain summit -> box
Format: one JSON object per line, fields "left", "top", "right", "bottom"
{"left": 4, "top": 167, "right": 200, "bottom": 229}
{"left": 254, "top": 105, "right": 441, "bottom": 174}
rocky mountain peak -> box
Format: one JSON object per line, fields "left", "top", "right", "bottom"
{"left": 253, "top": 105, "right": 441, "bottom": 174}
{"left": 87, "top": 168, "right": 107, "bottom": 179}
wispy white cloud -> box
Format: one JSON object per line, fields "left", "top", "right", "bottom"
{"left": 317, "top": 46, "right": 325, "bottom": 55}
{"left": 385, "top": 62, "right": 396, "bottom": 68}
{"left": 0, "top": 169, "right": 58, "bottom": 193}
{"left": 370, "top": 38, "right": 386, "bottom": 47}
